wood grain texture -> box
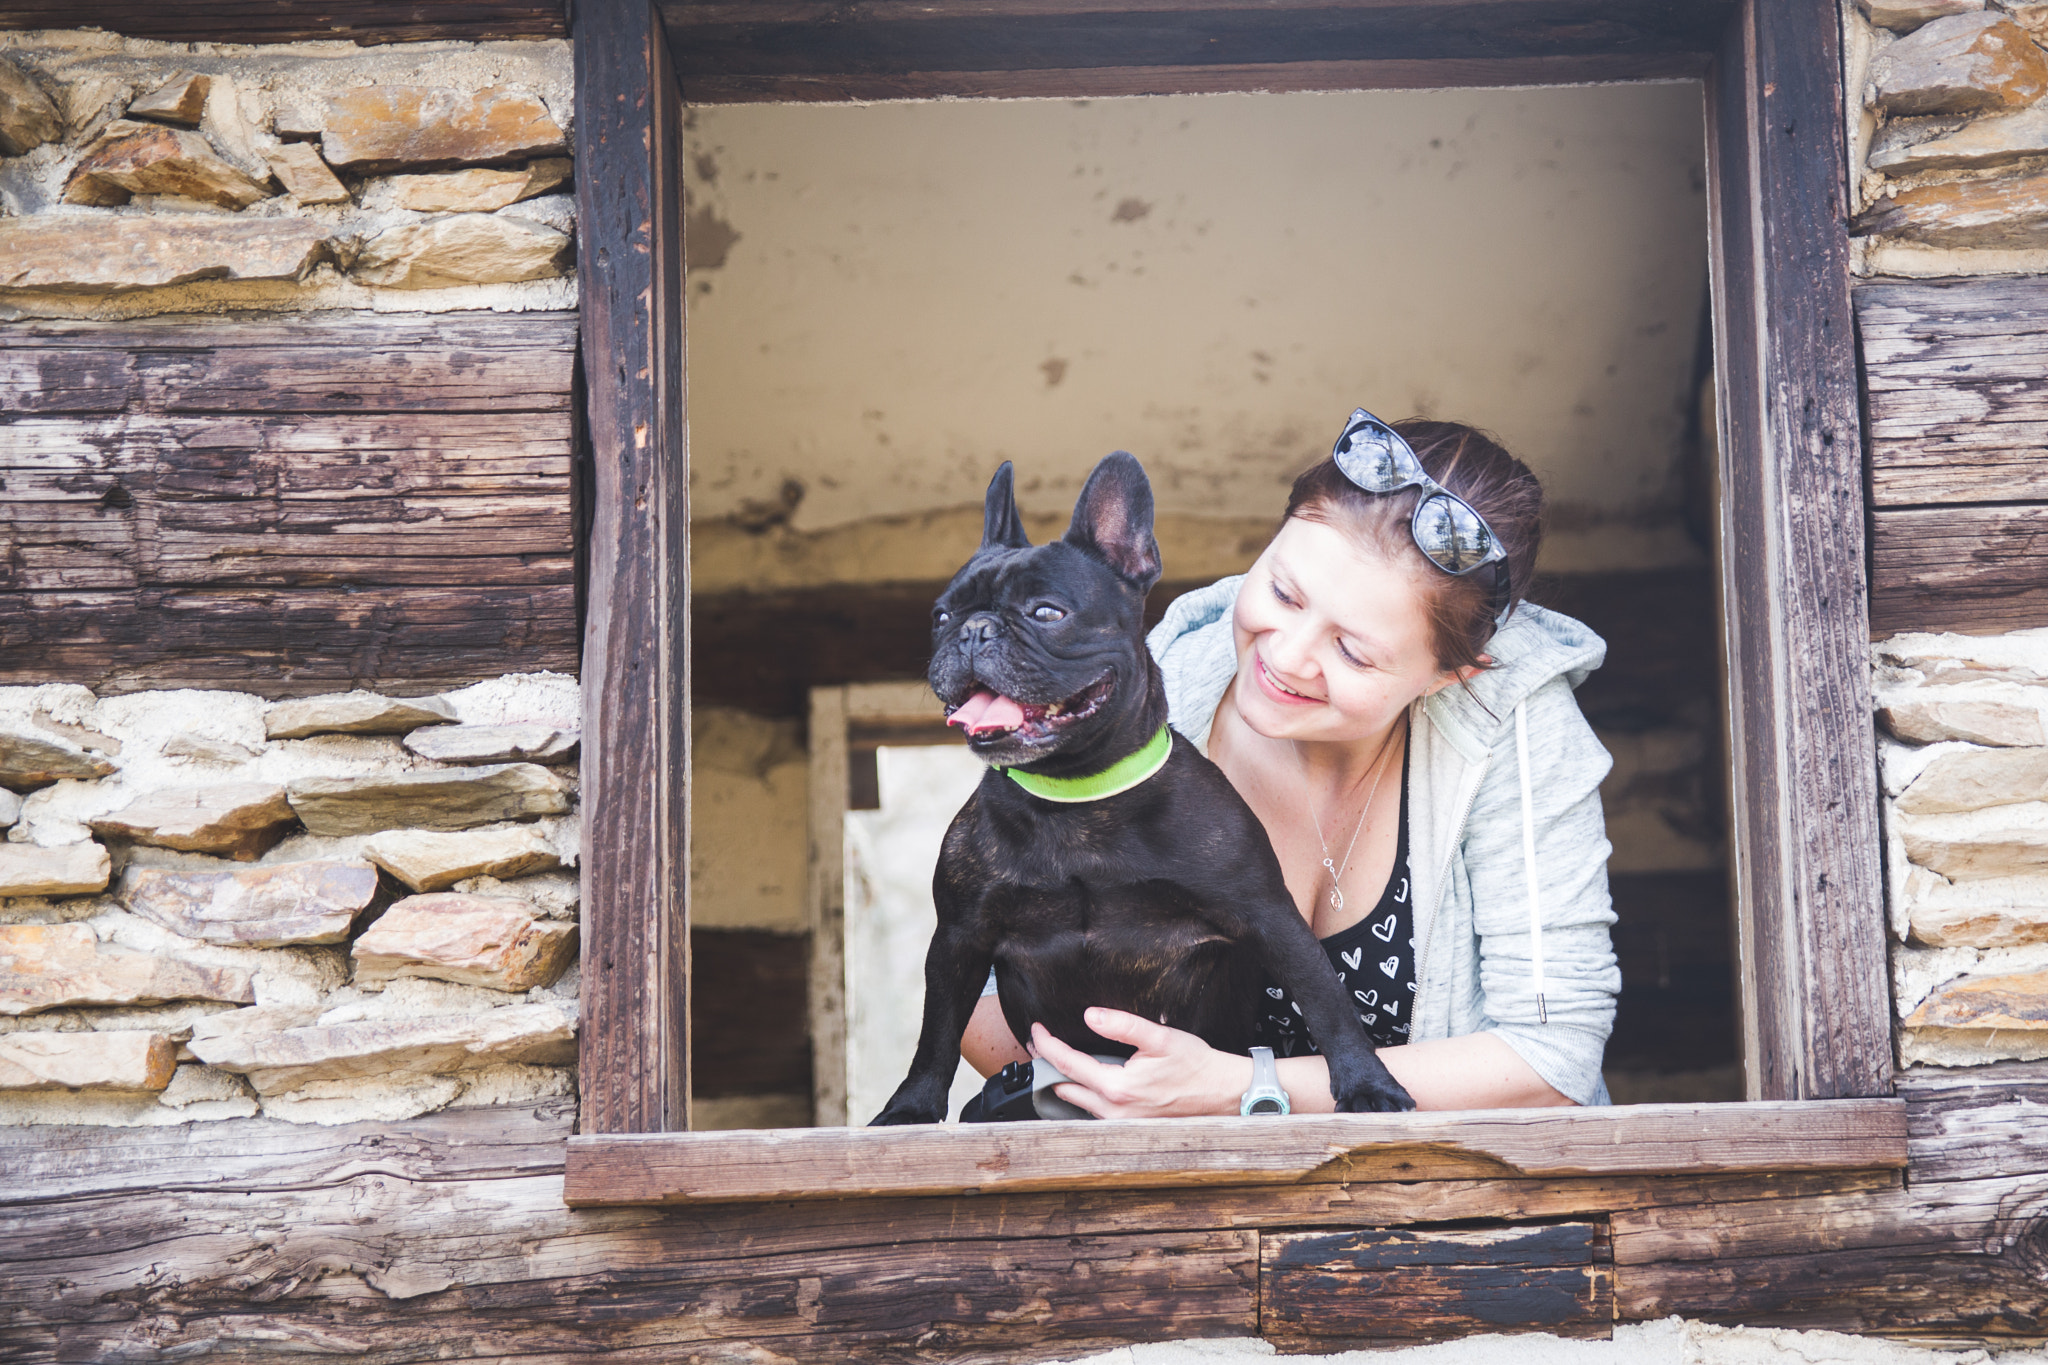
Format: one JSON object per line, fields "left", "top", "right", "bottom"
{"left": 0, "top": 315, "right": 578, "bottom": 695}
{"left": 563, "top": 1099, "right": 1907, "bottom": 1206}
{"left": 0, "top": 1102, "right": 1920, "bottom": 1364}
{"left": 0, "top": 586, "right": 576, "bottom": 696}
{"left": 1857, "top": 278, "right": 2048, "bottom": 507}
{"left": 808, "top": 686, "right": 852, "bottom": 1126}
{"left": 1705, "top": 0, "right": 1890, "bottom": 1102}
{"left": 680, "top": 52, "right": 1709, "bottom": 102}
{"left": 573, "top": 0, "right": 690, "bottom": 1135}
{"left": 658, "top": 0, "right": 1732, "bottom": 105}
{"left": 1262, "top": 1223, "right": 1614, "bottom": 1347}
{"left": 1611, "top": 1173, "right": 2048, "bottom": 1335}
{"left": 1855, "top": 278, "right": 2048, "bottom": 637}
{"left": 0, "top": 0, "right": 566, "bottom": 43}
{"left": 1898, "top": 1061, "right": 2048, "bottom": 1184}
{"left": 1870, "top": 504, "right": 2048, "bottom": 638}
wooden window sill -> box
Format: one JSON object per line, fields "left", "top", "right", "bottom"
{"left": 562, "top": 1097, "right": 1905, "bottom": 1206}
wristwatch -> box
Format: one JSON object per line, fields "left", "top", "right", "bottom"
{"left": 1240, "top": 1045, "right": 1290, "bottom": 1116}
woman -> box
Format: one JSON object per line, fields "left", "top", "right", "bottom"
{"left": 960, "top": 409, "right": 1620, "bottom": 1114}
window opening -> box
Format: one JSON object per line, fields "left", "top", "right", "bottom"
{"left": 681, "top": 80, "right": 1731, "bottom": 1128}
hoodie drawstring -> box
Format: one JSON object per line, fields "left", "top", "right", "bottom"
{"left": 1514, "top": 699, "right": 1548, "bottom": 1025}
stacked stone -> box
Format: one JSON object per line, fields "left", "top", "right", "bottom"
{"left": 1876, "top": 630, "right": 2048, "bottom": 1065}
{"left": 0, "top": 674, "right": 583, "bottom": 1125}
{"left": 1850, "top": 1, "right": 2048, "bottom": 258}
{"left": 0, "top": 41, "right": 573, "bottom": 297}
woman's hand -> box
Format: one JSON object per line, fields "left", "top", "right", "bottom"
{"left": 1028, "top": 1008, "right": 1252, "bottom": 1118}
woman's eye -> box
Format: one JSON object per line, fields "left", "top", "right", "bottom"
{"left": 1031, "top": 604, "right": 1066, "bottom": 623}
{"left": 1336, "top": 639, "right": 1371, "bottom": 670}
{"left": 1269, "top": 581, "right": 1296, "bottom": 607}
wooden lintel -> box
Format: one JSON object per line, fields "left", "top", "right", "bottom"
{"left": 680, "top": 53, "right": 1710, "bottom": 103}
{"left": 562, "top": 1098, "right": 1907, "bottom": 1206}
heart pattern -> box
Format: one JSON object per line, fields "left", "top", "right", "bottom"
{"left": 1379, "top": 956, "right": 1399, "bottom": 978}
{"left": 1370, "top": 914, "right": 1397, "bottom": 943}
{"left": 1341, "top": 947, "right": 1363, "bottom": 970}
{"left": 1266, "top": 986, "right": 1285, "bottom": 999}
{"left": 1354, "top": 988, "right": 1378, "bottom": 1007}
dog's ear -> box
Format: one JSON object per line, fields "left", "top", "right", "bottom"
{"left": 980, "top": 461, "right": 1031, "bottom": 552}
{"left": 1064, "top": 451, "right": 1161, "bottom": 592}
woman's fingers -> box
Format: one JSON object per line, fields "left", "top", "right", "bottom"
{"left": 1081, "top": 1006, "right": 1179, "bottom": 1056}
{"left": 1028, "top": 1022, "right": 1127, "bottom": 1097}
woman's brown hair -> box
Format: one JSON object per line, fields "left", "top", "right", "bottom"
{"left": 1283, "top": 418, "right": 1543, "bottom": 677}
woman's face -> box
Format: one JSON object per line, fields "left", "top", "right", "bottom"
{"left": 1230, "top": 514, "right": 1457, "bottom": 746}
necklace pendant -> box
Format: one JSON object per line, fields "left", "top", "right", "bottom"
{"left": 1329, "top": 888, "right": 1344, "bottom": 912}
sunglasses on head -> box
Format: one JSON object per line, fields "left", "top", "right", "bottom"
{"left": 1329, "top": 408, "right": 1514, "bottom": 631}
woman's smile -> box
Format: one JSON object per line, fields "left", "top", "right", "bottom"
{"left": 1253, "top": 651, "right": 1322, "bottom": 705}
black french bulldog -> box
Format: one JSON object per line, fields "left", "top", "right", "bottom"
{"left": 868, "top": 451, "right": 1416, "bottom": 1125}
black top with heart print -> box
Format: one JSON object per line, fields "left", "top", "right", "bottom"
{"left": 1251, "top": 745, "right": 1415, "bottom": 1056}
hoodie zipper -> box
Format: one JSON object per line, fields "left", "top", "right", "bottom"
{"left": 1411, "top": 750, "right": 1488, "bottom": 1041}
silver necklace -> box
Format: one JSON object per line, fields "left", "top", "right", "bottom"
{"left": 1294, "top": 727, "right": 1398, "bottom": 916}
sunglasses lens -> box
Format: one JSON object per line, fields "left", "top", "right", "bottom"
{"left": 1414, "top": 493, "right": 1497, "bottom": 573}
{"left": 1334, "top": 420, "right": 1411, "bottom": 493}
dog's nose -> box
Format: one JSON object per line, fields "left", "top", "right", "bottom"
{"left": 960, "top": 614, "right": 1000, "bottom": 645}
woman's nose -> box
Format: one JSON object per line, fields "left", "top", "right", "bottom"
{"left": 1265, "top": 625, "right": 1317, "bottom": 682}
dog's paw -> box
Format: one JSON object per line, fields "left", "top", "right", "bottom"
{"left": 868, "top": 1100, "right": 946, "bottom": 1126}
{"left": 1332, "top": 1069, "right": 1416, "bottom": 1114}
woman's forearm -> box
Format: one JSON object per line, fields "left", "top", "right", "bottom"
{"left": 1273, "top": 1032, "right": 1575, "bottom": 1112}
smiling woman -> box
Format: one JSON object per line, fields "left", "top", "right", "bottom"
{"left": 961, "top": 412, "right": 1620, "bottom": 1119}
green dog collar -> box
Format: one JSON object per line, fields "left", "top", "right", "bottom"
{"left": 1004, "top": 725, "right": 1172, "bottom": 803}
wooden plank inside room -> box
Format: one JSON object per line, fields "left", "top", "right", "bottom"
{"left": 564, "top": 1098, "right": 1907, "bottom": 1205}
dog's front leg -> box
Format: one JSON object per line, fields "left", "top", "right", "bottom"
{"left": 1246, "top": 901, "right": 1414, "bottom": 1112}
{"left": 869, "top": 914, "right": 990, "bottom": 1126}
{"left": 1194, "top": 854, "right": 1414, "bottom": 1115}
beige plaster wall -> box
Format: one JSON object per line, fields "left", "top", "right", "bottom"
{"left": 682, "top": 81, "right": 1711, "bottom": 581}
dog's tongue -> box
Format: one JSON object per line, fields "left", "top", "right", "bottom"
{"left": 948, "top": 688, "right": 1028, "bottom": 734}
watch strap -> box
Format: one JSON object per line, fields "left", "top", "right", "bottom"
{"left": 1240, "top": 1045, "right": 1290, "bottom": 1116}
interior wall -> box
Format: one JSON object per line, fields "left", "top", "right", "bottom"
{"left": 683, "top": 82, "right": 1711, "bottom": 584}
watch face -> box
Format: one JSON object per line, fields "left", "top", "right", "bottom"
{"left": 1246, "top": 1096, "right": 1285, "bottom": 1115}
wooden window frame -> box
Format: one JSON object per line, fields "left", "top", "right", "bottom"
{"left": 568, "top": 0, "right": 1895, "bottom": 1177}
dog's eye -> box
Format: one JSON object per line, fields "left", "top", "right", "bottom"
{"left": 1030, "top": 604, "right": 1066, "bottom": 623}
{"left": 934, "top": 608, "right": 952, "bottom": 626}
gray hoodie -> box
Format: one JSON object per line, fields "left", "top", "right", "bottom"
{"left": 1147, "top": 575, "right": 1620, "bottom": 1106}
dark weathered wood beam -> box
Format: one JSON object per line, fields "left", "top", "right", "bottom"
{"left": 0, "top": 315, "right": 580, "bottom": 696}
{"left": 1704, "top": 0, "right": 1890, "bottom": 1102}
{"left": 0, "top": 0, "right": 566, "bottom": 44}
{"left": 660, "top": 0, "right": 1731, "bottom": 101}
{"left": 0, "top": 1100, "right": 1929, "bottom": 1362}
{"left": 1855, "top": 278, "right": 2048, "bottom": 637}
{"left": 574, "top": 0, "right": 690, "bottom": 1135}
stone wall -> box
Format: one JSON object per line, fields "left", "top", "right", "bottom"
{"left": 1846, "top": 1, "right": 2048, "bottom": 1071}
{"left": 0, "top": 29, "right": 585, "bottom": 1127}
{"left": 0, "top": 677, "right": 581, "bottom": 1125}
{"left": 1878, "top": 631, "right": 2048, "bottom": 1065}
{"left": 0, "top": 31, "right": 573, "bottom": 315}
